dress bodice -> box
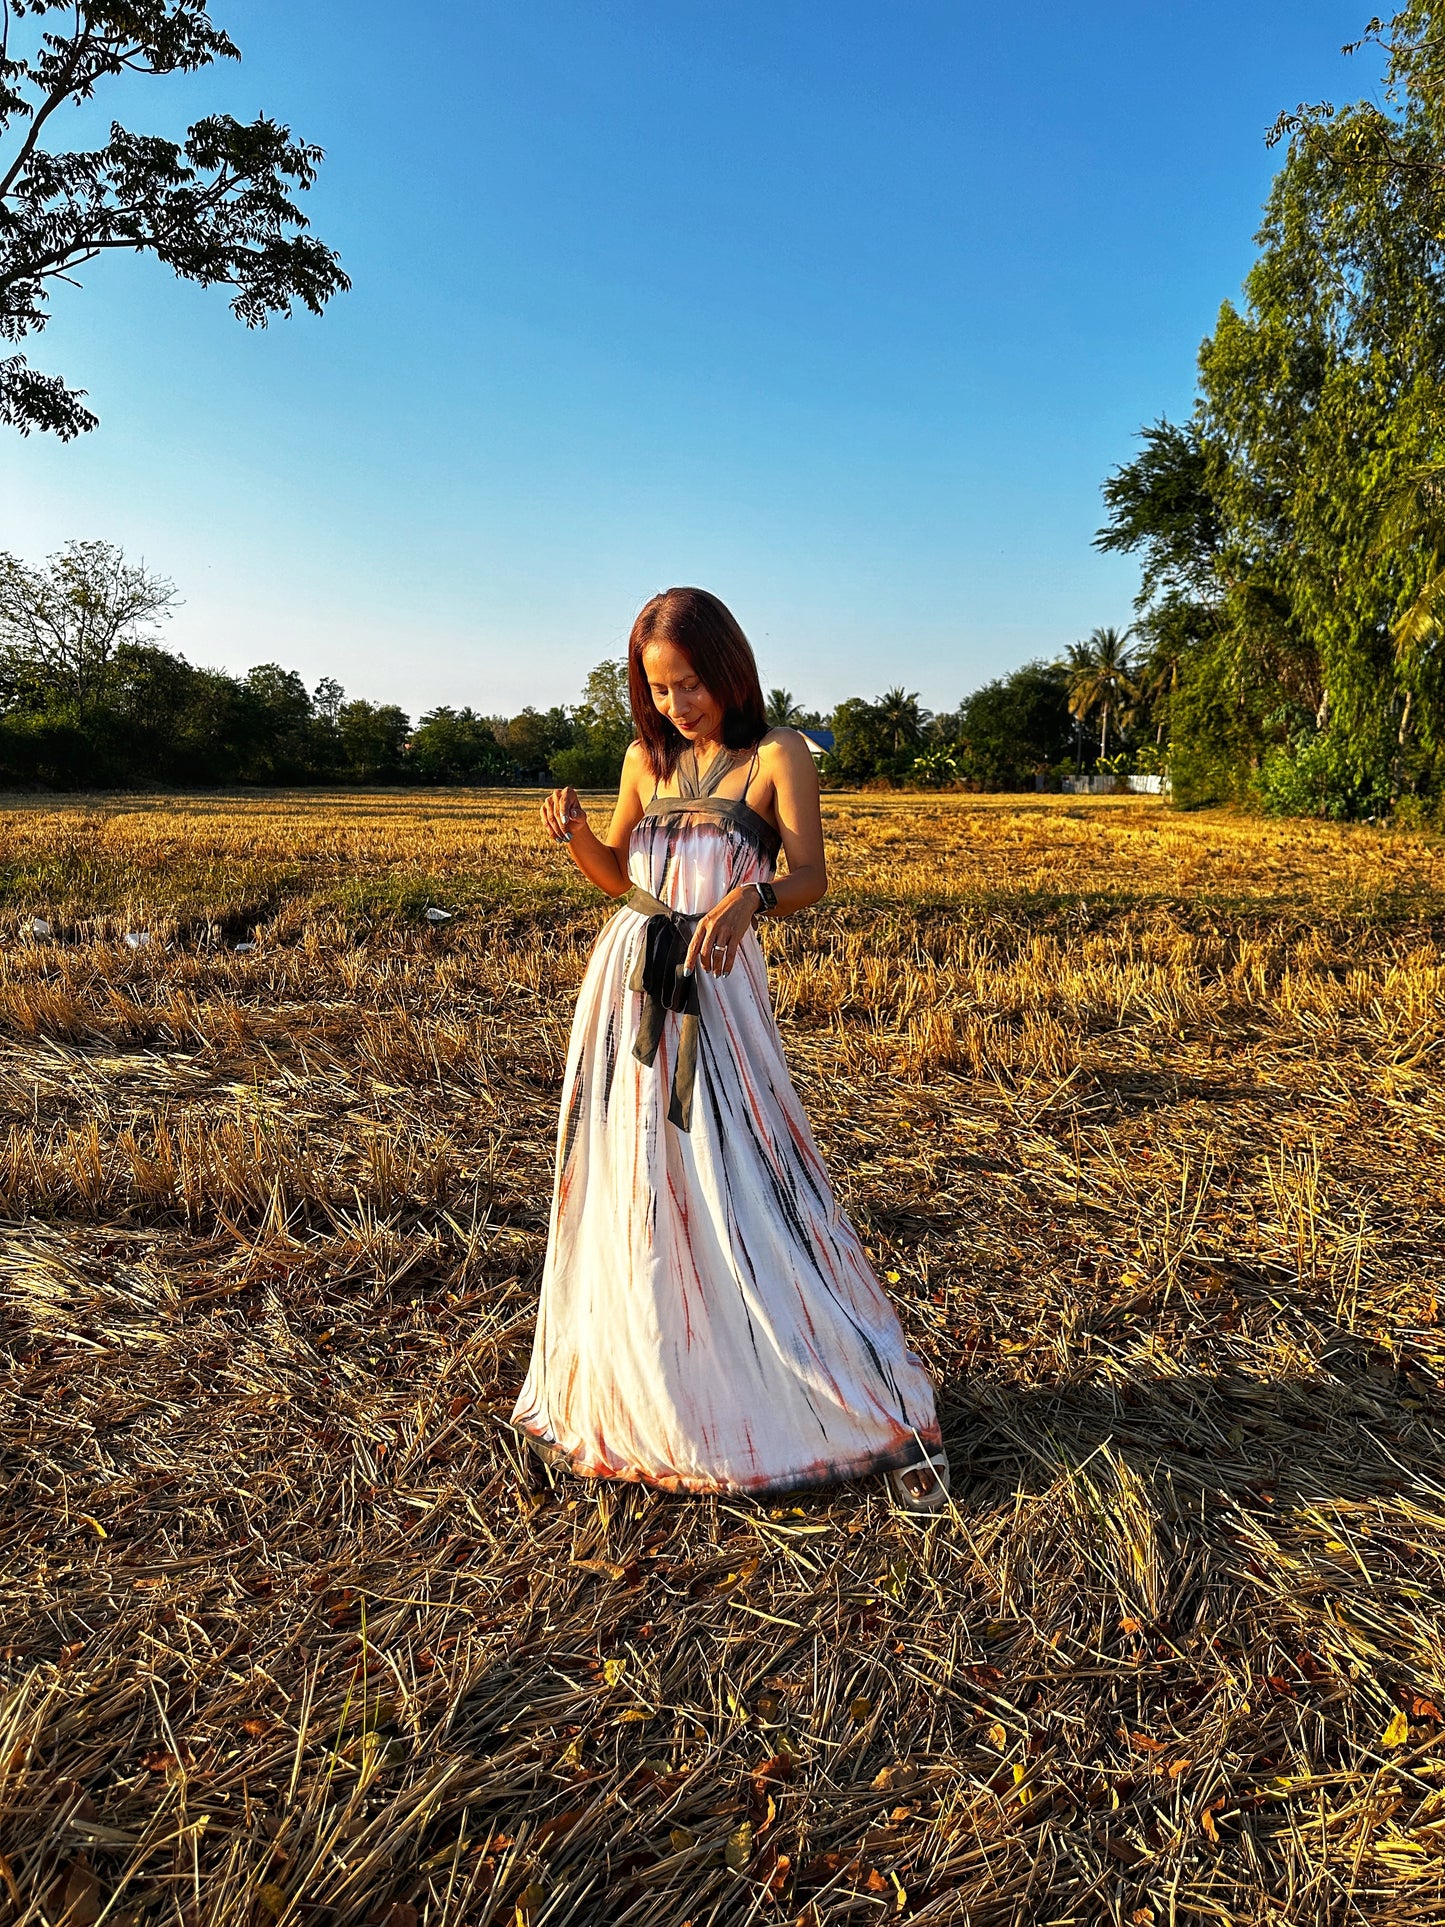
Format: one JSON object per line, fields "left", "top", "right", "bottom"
{"left": 628, "top": 794, "right": 780, "bottom": 917}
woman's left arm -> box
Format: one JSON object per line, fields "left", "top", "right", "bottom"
{"left": 761, "top": 729, "right": 828, "bottom": 914}
{"left": 684, "top": 732, "right": 827, "bottom": 975}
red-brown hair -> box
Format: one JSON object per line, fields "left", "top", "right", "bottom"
{"left": 628, "top": 587, "right": 768, "bottom": 779}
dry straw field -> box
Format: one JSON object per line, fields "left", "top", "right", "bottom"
{"left": 2, "top": 788, "right": 1444, "bottom": 1927}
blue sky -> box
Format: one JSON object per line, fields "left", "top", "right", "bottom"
{"left": 1, "top": 1, "right": 1381, "bottom": 719}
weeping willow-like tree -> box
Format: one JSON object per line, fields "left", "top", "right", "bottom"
{"left": 1099, "top": 4, "right": 1445, "bottom": 817}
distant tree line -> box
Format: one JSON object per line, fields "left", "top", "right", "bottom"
{"left": 820, "top": 627, "right": 1169, "bottom": 791}
{"left": 0, "top": 544, "right": 646, "bottom": 789}
{"left": 0, "top": 542, "right": 1171, "bottom": 792}
{"left": 1096, "top": 4, "right": 1445, "bottom": 822}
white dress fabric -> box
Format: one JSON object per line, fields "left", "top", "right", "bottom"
{"left": 512, "top": 757, "right": 940, "bottom": 1495}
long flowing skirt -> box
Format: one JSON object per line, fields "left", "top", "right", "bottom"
{"left": 512, "top": 892, "right": 941, "bottom": 1496}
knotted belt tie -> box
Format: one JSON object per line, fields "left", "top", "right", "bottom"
{"left": 623, "top": 886, "right": 701, "bottom": 1131}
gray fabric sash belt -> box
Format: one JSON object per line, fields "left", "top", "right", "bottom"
{"left": 621, "top": 886, "right": 701, "bottom": 1131}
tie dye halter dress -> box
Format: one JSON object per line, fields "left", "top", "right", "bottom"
{"left": 512, "top": 743, "right": 941, "bottom": 1495}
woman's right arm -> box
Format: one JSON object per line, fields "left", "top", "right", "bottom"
{"left": 540, "top": 741, "right": 649, "bottom": 898}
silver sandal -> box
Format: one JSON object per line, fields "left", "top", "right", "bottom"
{"left": 886, "top": 1448, "right": 951, "bottom": 1516}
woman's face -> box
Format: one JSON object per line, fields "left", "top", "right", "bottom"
{"left": 641, "top": 640, "right": 724, "bottom": 744}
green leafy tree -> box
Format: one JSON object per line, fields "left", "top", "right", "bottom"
{"left": 1096, "top": 419, "right": 1225, "bottom": 608}
{"left": 949, "top": 659, "right": 1073, "bottom": 789}
{"left": 0, "top": 0, "right": 348, "bottom": 438}
{"left": 0, "top": 539, "right": 175, "bottom": 701}
{"left": 579, "top": 659, "right": 632, "bottom": 737}
{"left": 1093, "top": 6, "right": 1445, "bottom": 816}
{"left": 1197, "top": 38, "right": 1445, "bottom": 813}
{"left": 93, "top": 643, "right": 278, "bottom": 784}
{"left": 303, "top": 675, "right": 344, "bottom": 776}
{"left": 824, "top": 697, "right": 883, "bottom": 780}
{"left": 338, "top": 699, "right": 409, "bottom": 782}
{"left": 1128, "top": 600, "right": 1214, "bottom": 750}
{"left": 167, "top": 661, "right": 251, "bottom": 781}
{"left": 1372, "top": 461, "right": 1445, "bottom": 758}
{"left": 1094, "top": 422, "right": 1230, "bottom": 791}
{"left": 825, "top": 688, "right": 929, "bottom": 782}
{"left": 0, "top": 620, "right": 269, "bottom": 787}
{"left": 89, "top": 639, "right": 201, "bottom": 779}
{"left": 1263, "top": 7, "right": 1445, "bottom": 218}
{"left": 0, "top": 703, "right": 87, "bottom": 784}
{"left": 231, "top": 663, "right": 315, "bottom": 782}
{"left": 495, "top": 704, "right": 574, "bottom": 779}
{"left": 313, "top": 676, "right": 344, "bottom": 726}
{"left": 408, "top": 706, "right": 513, "bottom": 784}
{"left": 550, "top": 659, "right": 633, "bottom": 788}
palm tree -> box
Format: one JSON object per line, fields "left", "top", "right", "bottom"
{"left": 874, "top": 687, "right": 927, "bottom": 757}
{"left": 765, "top": 687, "right": 805, "bottom": 728}
{"left": 1066, "top": 627, "right": 1135, "bottom": 763}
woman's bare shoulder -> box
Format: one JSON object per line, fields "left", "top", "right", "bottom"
{"left": 757, "top": 727, "right": 819, "bottom": 767}
{"left": 620, "top": 738, "right": 654, "bottom": 781}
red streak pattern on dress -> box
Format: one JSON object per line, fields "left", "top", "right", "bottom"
{"left": 512, "top": 799, "right": 939, "bottom": 1495}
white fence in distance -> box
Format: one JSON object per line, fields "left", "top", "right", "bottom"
{"left": 1059, "top": 773, "right": 1170, "bottom": 795}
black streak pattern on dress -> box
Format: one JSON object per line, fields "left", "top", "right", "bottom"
{"left": 512, "top": 749, "right": 941, "bottom": 1495}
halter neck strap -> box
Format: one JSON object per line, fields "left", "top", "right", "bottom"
{"left": 677, "top": 743, "right": 746, "bottom": 799}
{"left": 740, "top": 746, "right": 760, "bottom": 807}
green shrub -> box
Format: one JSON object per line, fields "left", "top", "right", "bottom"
{"left": 1257, "top": 730, "right": 1394, "bottom": 821}
{"left": 909, "top": 747, "right": 960, "bottom": 789}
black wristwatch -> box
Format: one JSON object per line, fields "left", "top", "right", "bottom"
{"left": 752, "top": 880, "right": 778, "bottom": 914}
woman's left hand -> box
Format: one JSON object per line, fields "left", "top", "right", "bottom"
{"left": 684, "top": 887, "right": 758, "bottom": 977}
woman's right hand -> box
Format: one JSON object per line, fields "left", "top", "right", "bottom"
{"left": 542, "top": 786, "right": 585, "bottom": 845}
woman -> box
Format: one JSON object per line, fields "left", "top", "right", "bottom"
{"left": 512, "top": 588, "right": 948, "bottom": 1513}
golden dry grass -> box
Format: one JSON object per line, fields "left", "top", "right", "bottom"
{"left": 1, "top": 789, "right": 1443, "bottom": 1927}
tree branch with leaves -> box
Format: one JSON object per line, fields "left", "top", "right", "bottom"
{"left": 0, "top": 0, "right": 348, "bottom": 439}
